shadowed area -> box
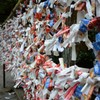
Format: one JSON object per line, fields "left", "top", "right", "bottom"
{"left": 0, "top": 0, "right": 18, "bottom": 24}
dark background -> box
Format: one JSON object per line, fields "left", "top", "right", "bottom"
{"left": 0, "top": 0, "right": 18, "bottom": 24}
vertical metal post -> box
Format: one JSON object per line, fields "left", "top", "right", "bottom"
{"left": 3, "top": 63, "right": 5, "bottom": 88}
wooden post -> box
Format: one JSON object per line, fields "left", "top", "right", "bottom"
{"left": 3, "top": 63, "right": 5, "bottom": 88}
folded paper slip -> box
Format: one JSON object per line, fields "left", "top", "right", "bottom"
{"left": 56, "top": 28, "right": 70, "bottom": 37}
{"left": 93, "top": 32, "right": 100, "bottom": 51}
{"left": 64, "top": 82, "right": 80, "bottom": 100}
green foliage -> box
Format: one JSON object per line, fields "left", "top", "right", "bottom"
{"left": 76, "top": 49, "right": 95, "bottom": 68}
{"left": 76, "top": 31, "right": 96, "bottom": 68}
{"left": 70, "top": 28, "right": 97, "bottom": 68}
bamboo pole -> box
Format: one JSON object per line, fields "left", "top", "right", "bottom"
{"left": 2, "top": 0, "right": 24, "bottom": 25}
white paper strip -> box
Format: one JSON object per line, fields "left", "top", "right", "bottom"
{"left": 59, "top": 58, "right": 65, "bottom": 70}
{"left": 71, "top": 43, "right": 76, "bottom": 61}
{"left": 86, "top": 0, "right": 93, "bottom": 17}
{"left": 53, "top": 17, "right": 63, "bottom": 30}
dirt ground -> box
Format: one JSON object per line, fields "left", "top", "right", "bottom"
{"left": 0, "top": 62, "right": 18, "bottom": 100}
